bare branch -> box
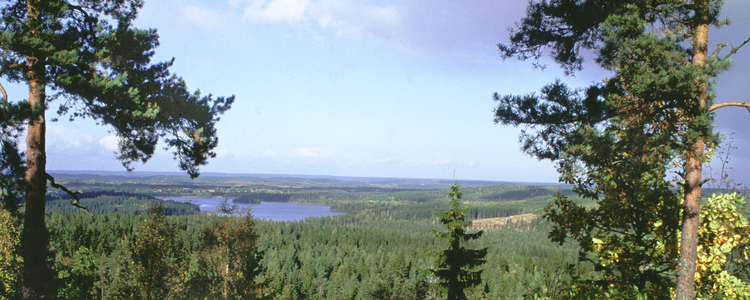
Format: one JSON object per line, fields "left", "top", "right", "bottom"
{"left": 709, "top": 101, "right": 750, "bottom": 113}
{"left": 46, "top": 173, "right": 90, "bottom": 213}
{"left": 722, "top": 36, "right": 750, "bottom": 60}
{"left": 0, "top": 64, "right": 22, "bottom": 106}
{"left": 0, "top": 81, "right": 6, "bottom": 106}
{"left": 710, "top": 43, "right": 728, "bottom": 58}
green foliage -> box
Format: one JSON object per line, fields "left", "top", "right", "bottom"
{"left": 184, "top": 201, "right": 265, "bottom": 299}
{"left": 0, "top": 139, "right": 24, "bottom": 215}
{"left": 46, "top": 192, "right": 200, "bottom": 216}
{"left": 432, "top": 183, "right": 487, "bottom": 300}
{"left": 98, "top": 205, "right": 185, "bottom": 300}
{"left": 40, "top": 176, "right": 600, "bottom": 299}
{"left": 542, "top": 120, "right": 684, "bottom": 297}
{"left": 47, "top": 202, "right": 266, "bottom": 299}
{"left": 696, "top": 193, "right": 750, "bottom": 299}
{"left": 494, "top": 0, "right": 744, "bottom": 298}
{"left": 0, "top": 210, "right": 21, "bottom": 300}
{"left": 56, "top": 246, "right": 97, "bottom": 300}
{"left": 494, "top": 0, "right": 728, "bottom": 169}
{"left": 257, "top": 219, "right": 435, "bottom": 299}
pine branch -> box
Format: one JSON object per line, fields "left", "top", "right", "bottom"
{"left": 67, "top": 4, "right": 97, "bottom": 31}
{"left": 46, "top": 173, "right": 89, "bottom": 213}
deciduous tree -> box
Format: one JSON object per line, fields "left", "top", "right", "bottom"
{"left": 185, "top": 201, "right": 266, "bottom": 299}
{"left": 494, "top": 1, "right": 750, "bottom": 298}
{"left": 696, "top": 193, "right": 750, "bottom": 299}
{"left": 0, "top": 1, "right": 233, "bottom": 298}
{"left": 97, "top": 205, "right": 185, "bottom": 300}
{"left": 0, "top": 209, "right": 21, "bottom": 300}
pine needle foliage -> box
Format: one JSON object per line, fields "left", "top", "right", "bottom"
{"left": 432, "top": 183, "right": 487, "bottom": 300}
{"left": 494, "top": 1, "right": 750, "bottom": 298}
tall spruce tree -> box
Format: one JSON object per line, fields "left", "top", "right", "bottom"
{"left": 494, "top": 1, "right": 750, "bottom": 298}
{"left": 0, "top": 1, "right": 233, "bottom": 298}
{"left": 432, "top": 182, "right": 487, "bottom": 300}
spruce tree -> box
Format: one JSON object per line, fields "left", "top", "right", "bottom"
{"left": 0, "top": 1, "right": 233, "bottom": 298}
{"left": 494, "top": 1, "right": 750, "bottom": 298}
{"left": 432, "top": 183, "right": 487, "bottom": 300}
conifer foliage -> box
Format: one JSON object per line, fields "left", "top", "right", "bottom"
{"left": 432, "top": 183, "right": 487, "bottom": 300}
{"left": 494, "top": 1, "right": 750, "bottom": 298}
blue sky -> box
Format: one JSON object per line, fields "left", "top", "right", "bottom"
{"left": 8, "top": 0, "right": 750, "bottom": 183}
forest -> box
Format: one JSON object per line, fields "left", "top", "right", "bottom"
{"left": 2, "top": 172, "right": 746, "bottom": 299}
{"left": 0, "top": 173, "right": 595, "bottom": 299}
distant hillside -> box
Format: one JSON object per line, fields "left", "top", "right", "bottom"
{"left": 48, "top": 170, "right": 565, "bottom": 189}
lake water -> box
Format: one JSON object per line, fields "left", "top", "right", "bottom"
{"left": 160, "top": 196, "right": 345, "bottom": 221}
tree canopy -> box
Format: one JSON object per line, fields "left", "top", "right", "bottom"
{"left": 494, "top": 0, "right": 750, "bottom": 298}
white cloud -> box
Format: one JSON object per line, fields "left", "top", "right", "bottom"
{"left": 242, "top": 0, "right": 311, "bottom": 25}
{"left": 264, "top": 149, "right": 277, "bottom": 156}
{"left": 229, "top": 0, "right": 525, "bottom": 55}
{"left": 99, "top": 135, "right": 119, "bottom": 151}
{"left": 236, "top": 0, "right": 401, "bottom": 40}
{"left": 311, "top": 0, "right": 400, "bottom": 39}
{"left": 288, "top": 148, "right": 322, "bottom": 158}
{"left": 180, "top": 4, "right": 228, "bottom": 29}
{"left": 215, "top": 147, "right": 230, "bottom": 158}
{"left": 47, "top": 125, "right": 96, "bottom": 153}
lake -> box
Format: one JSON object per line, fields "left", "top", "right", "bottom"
{"left": 160, "top": 196, "right": 345, "bottom": 221}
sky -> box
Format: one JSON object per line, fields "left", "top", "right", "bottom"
{"left": 6, "top": 0, "right": 750, "bottom": 184}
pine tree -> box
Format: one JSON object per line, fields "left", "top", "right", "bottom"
{"left": 432, "top": 183, "right": 487, "bottom": 300}
{"left": 494, "top": 1, "right": 750, "bottom": 298}
{"left": 0, "top": 1, "right": 233, "bottom": 298}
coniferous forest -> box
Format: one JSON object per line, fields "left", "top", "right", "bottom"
{"left": 0, "top": 172, "right": 742, "bottom": 299}
{"left": 2, "top": 173, "right": 595, "bottom": 299}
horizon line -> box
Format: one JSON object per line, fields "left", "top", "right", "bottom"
{"left": 47, "top": 169, "right": 565, "bottom": 186}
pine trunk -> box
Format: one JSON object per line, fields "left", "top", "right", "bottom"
{"left": 21, "top": 64, "right": 54, "bottom": 299}
{"left": 675, "top": 9, "right": 710, "bottom": 300}
{"left": 19, "top": 2, "right": 55, "bottom": 298}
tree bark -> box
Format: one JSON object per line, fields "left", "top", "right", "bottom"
{"left": 20, "top": 62, "right": 55, "bottom": 299}
{"left": 675, "top": 8, "right": 709, "bottom": 300}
